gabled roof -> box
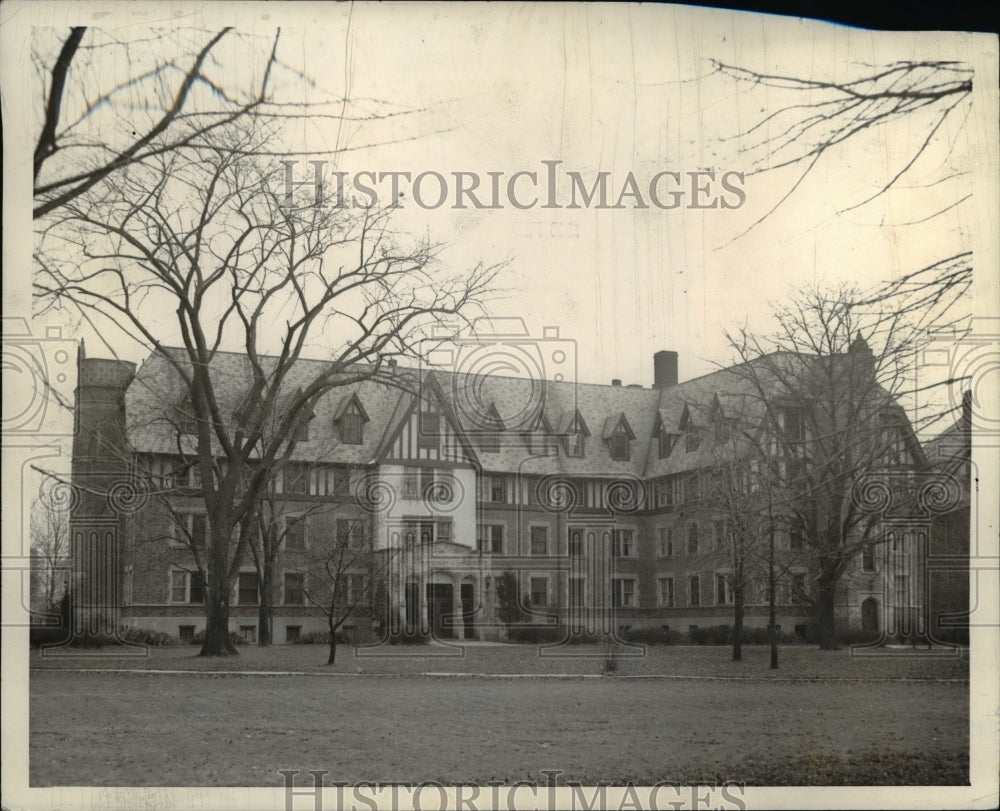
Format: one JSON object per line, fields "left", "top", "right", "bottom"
{"left": 601, "top": 412, "right": 635, "bottom": 440}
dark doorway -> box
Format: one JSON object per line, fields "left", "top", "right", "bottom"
{"left": 460, "top": 582, "right": 475, "bottom": 639}
{"left": 426, "top": 583, "right": 454, "bottom": 639}
{"left": 861, "top": 597, "right": 880, "bottom": 633}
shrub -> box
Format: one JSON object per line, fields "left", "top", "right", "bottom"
{"left": 506, "top": 625, "right": 563, "bottom": 643}
{"left": 293, "top": 630, "right": 350, "bottom": 645}
{"left": 118, "top": 627, "right": 178, "bottom": 646}
{"left": 622, "top": 626, "right": 676, "bottom": 645}
{"left": 688, "top": 625, "right": 731, "bottom": 645}
{"left": 29, "top": 623, "right": 70, "bottom": 648}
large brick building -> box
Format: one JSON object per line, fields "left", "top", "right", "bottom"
{"left": 70, "top": 339, "right": 950, "bottom": 645}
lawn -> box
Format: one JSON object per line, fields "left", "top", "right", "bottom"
{"left": 29, "top": 644, "right": 968, "bottom": 786}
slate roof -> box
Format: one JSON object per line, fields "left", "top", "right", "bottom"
{"left": 123, "top": 345, "right": 921, "bottom": 479}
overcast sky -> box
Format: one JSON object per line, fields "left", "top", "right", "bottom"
{"left": 5, "top": 1, "right": 997, "bottom": 434}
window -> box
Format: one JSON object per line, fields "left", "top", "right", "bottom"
{"left": 530, "top": 577, "right": 548, "bottom": 607}
{"left": 658, "top": 430, "right": 677, "bottom": 459}
{"left": 314, "top": 465, "right": 349, "bottom": 498}
{"left": 789, "top": 530, "right": 804, "bottom": 551}
{"left": 478, "top": 524, "right": 504, "bottom": 555}
{"left": 659, "top": 576, "right": 674, "bottom": 607}
{"left": 569, "top": 578, "right": 584, "bottom": 609}
{"left": 778, "top": 406, "right": 806, "bottom": 443}
{"left": 175, "top": 512, "right": 208, "bottom": 548}
{"left": 610, "top": 432, "right": 630, "bottom": 461}
{"left": 486, "top": 475, "right": 506, "bottom": 503}
{"left": 418, "top": 407, "right": 439, "bottom": 450}
{"left": 170, "top": 570, "right": 206, "bottom": 604}
{"left": 714, "top": 521, "right": 729, "bottom": 551}
{"left": 791, "top": 572, "right": 807, "bottom": 604}
{"left": 880, "top": 413, "right": 908, "bottom": 466}
{"left": 239, "top": 625, "right": 257, "bottom": 643}
{"left": 347, "top": 573, "right": 366, "bottom": 605}
{"left": 284, "top": 515, "right": 307, "bottom": 550}
{"left": 657, "top": 527, "right": 673, "bottom": 557}
{"left": 336, "top": 518, "right": 368, "bottom": 547}
{"left": 283, "top": 462, "right": 311, "bottom": 495}
{"left": 178, "top": 625, "right": 195, "bottom": 643}
{"left": 862, "top": 546, "right": 876, "bottom": 573}
{"left": 716, "top": 574, "right": 733, "bottom": 605}
{"left": 612, "top": 578, "right": 636, "bottom": 608}
{"left": 689, "top": 575, "right": 700, "bottom": 607}
{"left": 566, "top": 432, "right": 585, "bottom": 458}
{"left": 284, "top": 572, "right": 305, "bottom": 605}
{"left": 436, "top": 519, "right": 453, "bottom": 543}
{"left": 530, "top": 525, "right": 548, "bottom": 556}
{"left": 480, "top": 430, "right": 500, "bottom": 453}
{"left": 285, "top": 625, "right": 301, "bottom": 643}
{"left": 686, "top": 523, "right": 699, "bottom": 555}
{"left": 238, "top": 572, "right": 260, "bottom": 606}
{"left": 612, "top": 529, "right": 634, "bottom": 558}
{"left": 292, "top": 413, "right": 312, "bottom": 442}
{"left": 568, "top": 529, "right": 583, "bottom": 558}
{"left": 685, "top": 428, "right": 701, "bottom": 453}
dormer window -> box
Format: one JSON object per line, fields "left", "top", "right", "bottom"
{"left": 333, "top": 393, "right": 369, "bottom": 446}
{"left": 679, "top": 407, "right": 700, "bottom": 453}
{"left": 173, "top": 397, "right": 198, "bottom": 435}
{"left": 418, "top": 398, "right": 440, "bottom": 450}
{"left": 658, "top": 429, "right": 677, "bottom": 459}
{"left": 610, "top": 432, "right": 629, "bottom": 461}
{"left": 566, "top": 431, "right": 585, "bottom": 458}
{"left": 603, "top": 413, "right": 635, "bottom": 462}
{"left": 559, "top": 410, "right": 590, "bottom": 458}
{"left": 480, "top": 403, "right": 504, "bottom": 453}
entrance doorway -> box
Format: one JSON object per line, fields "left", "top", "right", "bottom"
{"left": 426, "top": 583, "right": 454, "bottom": 639}
{"left": 861, "top": 597, "right": 880, "bottom": 633}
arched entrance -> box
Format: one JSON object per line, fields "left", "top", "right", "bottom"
{"left": 426, "top": 582, "right": 454, "bottom": 638}
{"left": 861, "top": 597, "right": 880, "bottom": 633}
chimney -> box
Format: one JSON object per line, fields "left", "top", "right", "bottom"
{"left": 611, "top": 379, "right": 621, "bottom": 387}
{"left": 653, "top": 351, "right": 678, "bottom": 389}
{"left": 387, "top": 358, "right": 398, "bottom": 372}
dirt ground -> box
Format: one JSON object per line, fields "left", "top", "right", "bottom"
{"left": 29, "top": 653, "right": 968, "bottom": 786}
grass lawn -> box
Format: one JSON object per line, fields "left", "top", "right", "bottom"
{"left": 29, "top": 644, "right": 968, "bottom": 786}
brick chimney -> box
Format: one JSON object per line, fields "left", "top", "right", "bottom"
{"left": 652, "top": 351, "right": 678, "bottom": 389}
{"left": 611, "top": 379, "right": 621, "bottom": 387}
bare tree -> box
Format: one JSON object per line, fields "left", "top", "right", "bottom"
{"left": 714, "top": 58, "right": 973, "bottom": 356}
{"left": 723, "top": 284, "right": 929, "bottom": 649}
{"left": 30, "top": 481, "right": 71, "bottom": 613}
{"left": 301, "top": 513, "right": 383, "bottom": 665}
{"left": 35, "top": 121, "right": 502, "bottom": 656}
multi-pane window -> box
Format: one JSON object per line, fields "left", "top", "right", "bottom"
{"left": 657, "top": 527, "right": 673, "bottom": 557}
{"left": 530, "top": 577, "right": 548, "bottom": 607}
{"left": 485, "top": 474, "right": 506, "bottom": 503}
{"left": 284, "top": 572, "right": 304, "bottom": 605}
{"left": 284, "top": 515, "right": 307, "bottom": 550}
{"left": 347, "top": 573, "right": 366, "bottom": 605}
{"left": 612, "top": 529, "right": 634, "bottom": 558}
{"left": 336, "top": 518, "right": 368, "bottom": 547}
{"left": 418, "top": 407, "right": 439, "bottom": 450}
{"left": 689, "top": 575, "right": 700, "bottom": 607}
{"left": 714, "top": 521, "right": 729, "bottom": 551}
{"left": 436, "top": 519, "right": 453, "bottom": 543}
{"left": 658, "top": 576, "right": 674, "bottom": 607}
{"left": 175, "top": 512, "right": 208, "bottom": 548}
{"left": 530, "top": 525, "right": 548, "bottom": 555}
{"left": 403, "top": 466, "right": 420, "bottom": 499}
{"left": 170, "top": 569, "right": 205, "bottom": 604}
{"left": 340, "top": 400, "right": 365, "bottom": 445}
{"left": 569, "top": 578, "right": 584, "bottom": 609}
{"left": 612, "top": 578, "right": 636, "bottom": 608}
{"left": 283, "top": 462, "right": 311, "bottom": 495}
{"left": 716, "top": 574, "right": 733, "bottom": 605}
{"left": 238, "top": 572, "right": 260, "bottom": 606}
{"left": 790, "top": 572, "right": 807, "bottom": 604}
{"left": 862, "top": 545, "right": 876, "bottom": 573}
{"left": 478, "top": 524, "right": 504, "bottom": 555}
{"left": 686, "top": 523, "right": 699, "bottom": 555}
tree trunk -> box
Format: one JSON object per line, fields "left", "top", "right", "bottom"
{"left": 732, "top": 588, "right": 744, "bottom": 662}
{"left": 326, "top": 615, "right": 337, "bottom": 665}
{"left": 816, "top": 581, "right": 837, "bottom": 650}
{"left": 201, "top": 560, "right": 237, "bottom": 656}
{"left": 768, "top": 529, "right": 778, "bottom": 669}
{"left": 258, "top": 562, "right": 274, "bottom": 647}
